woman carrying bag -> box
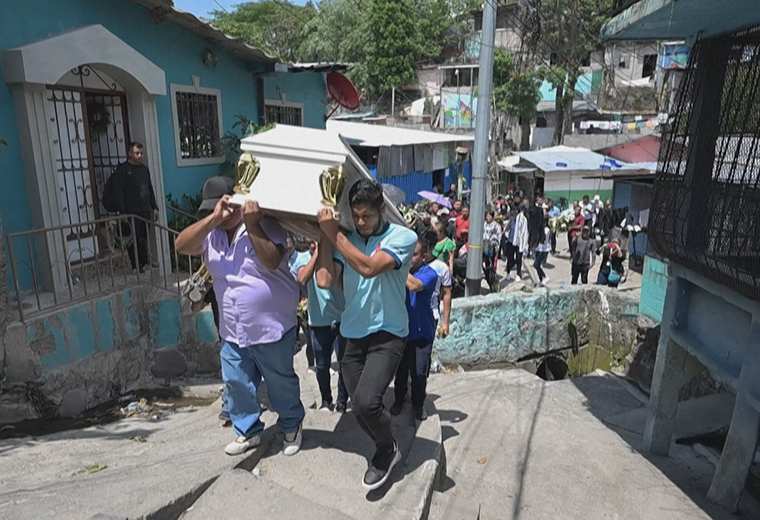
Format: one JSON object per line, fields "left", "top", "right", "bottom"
{"left": 597, "top": 237, "right": 626, "bottom": 288}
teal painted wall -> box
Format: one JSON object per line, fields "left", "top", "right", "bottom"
{"left": 639, "top": 255, "right": 668, "bottom": 322}
{"left": 0, "top": 0, "right": 267, "bottom": 290}
{"left": 434, "top": 287, "right": 640, "bottom": 366}
{"left": 263, "top": 71, "right": 327, "bottom": 130}
{"left": 540, "top": 70, "right": 602, "bottom": 102}
{"left": 27, "top": 287, "right": 143, "bottom": 372}
{"left": 149, "top": 299, "right": 182, "bottom": 347}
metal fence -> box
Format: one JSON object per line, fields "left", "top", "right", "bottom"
{"left": 6, "top": 215, "right": 198, "bottom": 322}
{"left": 648, "top": 25, "right": 760, "bottom": 301}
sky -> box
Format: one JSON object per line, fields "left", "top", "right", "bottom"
{"left": 175, "top": 0, "right": 312, "bottom": 19}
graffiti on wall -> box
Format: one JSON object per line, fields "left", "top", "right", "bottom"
{"left": 443, "top": 92, "right": 478, "bottom": 128}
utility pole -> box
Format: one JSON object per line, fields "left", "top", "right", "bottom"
{"left": 391, "top": 86, "right": 396, "bottom": 117}
{"left": 465, "top": 0, "right": 496, "bottom": 297}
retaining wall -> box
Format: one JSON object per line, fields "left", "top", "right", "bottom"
{"left": 0, "top": 288, "right": 219, "bottom": 424}
{"left": 434, "top": 287, "right": 641, "bottom": 367}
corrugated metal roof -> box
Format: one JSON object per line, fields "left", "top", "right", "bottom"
{"left": 563, "top": 133, "right": 658, "bottom": 152}
{"left": 517, "top": 145, "right": 646, "bottom": 172}
{"left": 327, "top": 120, "right": 474, "bottom": 147}
{"left": 128, "top": 0, "right": 276, "bottom": 64}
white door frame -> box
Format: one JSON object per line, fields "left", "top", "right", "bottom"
{"left": 3, "top": 25, "right": 169, "bottom": 294}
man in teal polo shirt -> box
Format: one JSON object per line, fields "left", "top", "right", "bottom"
{"left": 292, "top": 240, "right": 348, "bottom": 412}
{"left": 316, "top": 179, "right": 417, "bottom": 492}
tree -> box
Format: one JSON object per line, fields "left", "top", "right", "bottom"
{"left": 525, "top": 0, "right": 613, "bottom": 145}
{"left": 492, "top": 49, "right": 543, "bottom": 150}
{"left": 299, "top": 0, "right": 479, "bottom": 96}
{"left": 210, "top": 1, "right": 317, "bottom": 62}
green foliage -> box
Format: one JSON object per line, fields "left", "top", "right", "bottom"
{"left": 210, "top": 1, "right": 317, "bottom": 61}
{"left": 166, "top": 191, "right": 204, "bottom": 273}
{"left": 219, "top": 115, "right": 274, "bottom": 177}
{"left": 299, "top": 0, "right": 479, "bottom": 95}
{"left": 492, "top": 49, "right": 543, "bottom": 120}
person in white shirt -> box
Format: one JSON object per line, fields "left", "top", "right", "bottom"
{"left": 424, "top": 232, "right": 452, "bottom": 336}
{"left": 534, "top": 212, "right": 552, "bottom": 287}
{"left": 582, "top": 194, "right": 596, "bottom": 228}
{"left": 505, "top": 207, "right": 529, "bottom": 282}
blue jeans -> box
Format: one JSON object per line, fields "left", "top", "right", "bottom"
{"left": 394, "top": 338, "right": 434, "bottom": 408}
{"left": 221, "top": 327, "right": 305, "bottom": 439}
{"left": 311, "top": 323, "right": 349, "bottom": 405}
{"left": 534, "top": 251, "right": 548, "bottom": 281}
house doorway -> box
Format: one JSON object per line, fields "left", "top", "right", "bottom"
{"left": 46, "top": 65, "right": 131, "bottom": 264}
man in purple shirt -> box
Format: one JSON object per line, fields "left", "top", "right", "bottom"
{"left": 176, "top": 177, "right": 304, "bottom": 457}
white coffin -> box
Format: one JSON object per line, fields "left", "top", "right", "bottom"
{"left": 233, "top": 125, "right": 405, "bottom": 240}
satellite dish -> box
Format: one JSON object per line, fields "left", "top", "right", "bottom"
{"left": 325, "top": 71, "right": 361, "bottom": 120}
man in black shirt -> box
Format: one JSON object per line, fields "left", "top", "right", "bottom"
{"left": 112, "top": 142, "right": 159, "bottom": 272}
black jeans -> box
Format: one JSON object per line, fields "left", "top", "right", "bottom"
{"left": 550, "top": 231, "right": 557, "bottom": 254}
{"left": 534, "top": 251, "right": 548, "bottom": 281}
{"left": 394, "top": 338, "right": 433, "bottom": 409}
{"left": 126, "top": 212, "right": 152, "bottom": 270}
{"left": 311, "top": 323, "right": 348, "bottom": 405}
{"left": 297, "top": 318, "right": 315, "bottom": 367}
{"left": 571, "top": 263, "right": 589, "bottom": 284}
{"left": 505, "top": 242, "right": 523, "bottom": 276}
{"left": 342, "top": 331, "right": 406, "bottom": 451}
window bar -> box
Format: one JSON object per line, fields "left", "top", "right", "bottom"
{"left": 131, "top": 215, "right": 140, "bottom": 283}
{"left": 76, "top": 223, "right": 88, "bottom": 297}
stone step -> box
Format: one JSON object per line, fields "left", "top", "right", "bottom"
{"left": 427, "top": 490, "right": 481, "bottom": 520}
{"left": 181, "top": 469, "right": 354, "bottom": 519}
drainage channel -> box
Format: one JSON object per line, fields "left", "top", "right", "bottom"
{"left": 0, "top": 386, "right": 219, "bottom": 440}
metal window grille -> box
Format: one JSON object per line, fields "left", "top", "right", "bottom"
{"left": 265, "top": 104, "right": 303, "bottom": 126}
{"left": 649, "top": 25, "right": 760, "bottom": 301}
{"left": 175, "top": 91, "right": 221, "bottom": 159}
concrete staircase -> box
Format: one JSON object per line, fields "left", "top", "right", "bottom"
{"left": 181, "top": 397, "right": 443, "bottom": 520}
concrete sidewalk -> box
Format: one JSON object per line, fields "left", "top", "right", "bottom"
{"left": 427, "top": 369, "right": 760, "bottom": 520}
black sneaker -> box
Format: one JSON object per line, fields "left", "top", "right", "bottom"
{"left": 335, "top": 401, "right": 347, "bottom": 413}
{"left": 318, "top": 399, "right": 334, "bottom": 412}
{"left": 390, "top": 400, "right": 404, "bottom": 416}
{"left": 414, "top": 406, "right": 428, "bottom": 421}
{"left": 362, "top": 441, "right": 401, "bottom": 491}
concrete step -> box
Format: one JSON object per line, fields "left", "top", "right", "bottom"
{"left": 243, "top": 394, "right": 443, "bottom": 520}
{"left": 427, "top": 490, "right": 481, "bottom": 520}
{"left": 181, "top": 469, "right": 354, "bottom": 519}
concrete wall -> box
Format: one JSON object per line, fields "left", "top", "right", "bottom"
{"left": 544, "top": 171, "right": 613, "bottom": 204}
{"left": 415, "top": 67, "right": 443, "bottom": 97}
{"left": 434, "top": 287, "right": 640, "bottom": 367}
{"left": 263, "top": 71, "right": 327, "bottom": 130}
{"left": 639, "top": 255, "right": 668, "bottom": 322}
{"left": 0, "top": 288, "right": 220, "bottom": 424}
{"left": 605, "top": 42, "right": 660, "bottom": 85}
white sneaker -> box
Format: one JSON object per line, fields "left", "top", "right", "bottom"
{"left": 536, "top": 281, "right": 544, "bottom": 288}
{"left": 515, "top": 275, "right": 521, "bottom": 282}
{"left": 505, "top": 274, "right": 513, "bottom": 282}
{"left": 225, "top": 435, "right": 261, "bottom": 456}
{"left": 307, "top": 366, "right": 315, "bottom": 375}
{"left": 542, "top": 277, "right": 550, "bottom": 286}
{"left": 283, "top": 423, "right": 303, "bottom": 456}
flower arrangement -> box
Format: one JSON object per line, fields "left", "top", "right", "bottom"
{"left": 550, "top": 214, "right": 572, "bottom": 232}
{"left": 297, "top": 298, "right": 308, "bottom": 322}
{"left": 398, "top": 204, "right": 417, "bottom": 227}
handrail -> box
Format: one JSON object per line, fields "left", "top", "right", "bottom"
{"left": 166, "top": 203, "right": 200, "bottom": 223}
{"left": 7, "top": 214, "right": 196, "bottom": 322}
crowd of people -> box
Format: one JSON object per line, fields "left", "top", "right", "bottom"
{"left": 176, "top": 177, "right": 453, "bottom": 492}
{"left": 174, "top": 174, "right": 630, "bottom": 492}
{"left": 405, "top": 185, "right": 628, "bottom": 291}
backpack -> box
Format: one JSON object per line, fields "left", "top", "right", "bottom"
{"left": 102, "top": 171, "right": 119, "bottom": 213}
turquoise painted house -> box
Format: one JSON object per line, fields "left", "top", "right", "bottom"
{"left": 0, "top": 0, "right": 334, "bottom": 293}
